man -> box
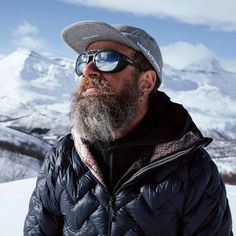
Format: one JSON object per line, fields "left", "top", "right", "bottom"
{"left": 24, "top": 21, "right": 233, "bottom": 235}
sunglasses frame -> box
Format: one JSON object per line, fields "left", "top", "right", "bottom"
{"left": 75, "top": 49, "right": 139, "bottom": 76}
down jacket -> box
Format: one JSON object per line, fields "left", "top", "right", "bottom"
{"left": 24, "top": 92, "right": 233, "bottom": 236}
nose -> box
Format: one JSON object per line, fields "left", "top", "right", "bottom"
{"left": 82, "top": 61, "right": 101, "bottom": 78}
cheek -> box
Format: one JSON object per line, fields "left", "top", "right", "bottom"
{"left": 103, "top": 75, "right": 123, "bottom": 94}
{"left": 103, "top": 69, "right": 139, "bottom": 95}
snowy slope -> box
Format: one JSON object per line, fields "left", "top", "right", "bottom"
{"left": 0, "top": 126, "right": 49, "bottom": 151}
{"left": 0, "top": 48, "right": 75, "bottom": 102}
{"left": 0, "top": 178, "right": 235, "bottom": 236}
{"left": 0, "top": 178, "right": 36, "bottom": 236}
{"left": 0, "top": 48, "right": 75, "bottom": 142}
{"left": 0, "top": 126, "right": 50, "bottom": 182}
{"left": 162, "top": 59, "right": 236, "bottom": 134}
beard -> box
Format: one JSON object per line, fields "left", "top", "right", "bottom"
{"left": 70, "top": 75, "right": 140, "bottom": 142}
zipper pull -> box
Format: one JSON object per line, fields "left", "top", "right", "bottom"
{"left": 109, "top": 197, "right": 115, "bottom": 221}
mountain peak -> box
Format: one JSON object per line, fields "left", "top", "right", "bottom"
{"left": 15, "top": 47, "right": 52, "bottom": 62}
{"left": 0, "top": 48, "right": 41, "bottom": 66}
{"left": 15, "top": 47, "right": 33, "bottom": 54}
{"left": 183, "top": 57, "right": 224, "bottom": 73}
{"left": 0, "top": 48, "right": 75, "bottom": 104}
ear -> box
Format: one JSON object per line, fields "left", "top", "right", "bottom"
{"left": 138, "top": 70, "right": 157, "bottom": 95}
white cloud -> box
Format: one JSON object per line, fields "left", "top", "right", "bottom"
{"left": 14, "top": 21, "right": 38, "bottom": 35}
{"left": 61, "top": 0, "right": 236, "bottom": 31}
{"left": 161, "top": 42, "right": 214, "bottom": 69}
{"left": 12, "top": 21, "right": 47, "bottom": 51}
{"left": 161, "top": 41, "right": 236, "bottom": 72}
{"left": 13, "top": 36, "right": 47, "bottom": 51}
{"left": 0, "top": 54, "right": 5, "bottom": 60}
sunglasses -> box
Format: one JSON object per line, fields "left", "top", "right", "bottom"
{"left": 75, "top": 49, "right": 139, "bottom": 77}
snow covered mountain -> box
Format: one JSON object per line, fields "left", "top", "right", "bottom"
{"left": 0, "top": 48, "right": 235, "bottom": 183}
{"left": 0, "top": 48, "right": 76, "bottom": 142}
{"left": 0, "top": 48, "right": 76, "bottom": 182}
{"left": 162, "top": 58, "right": 236, "bottom": 134}
{"left": 1, "top": 48, "right": 236, "bottom": 138}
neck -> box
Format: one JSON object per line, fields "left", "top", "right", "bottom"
{"left": 114, "top": 99, "right": 148, "bottom": 140}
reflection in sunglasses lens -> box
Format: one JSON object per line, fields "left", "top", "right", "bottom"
{"left": 95, "top": 51, "right": 119, "bottom": 71}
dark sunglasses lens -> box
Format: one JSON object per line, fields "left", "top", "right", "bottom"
{"left": 76, "top": 54, "right": 88, "bottom": 76}
{"left": 95, "top": 51, "right": 119, "bottom": 72}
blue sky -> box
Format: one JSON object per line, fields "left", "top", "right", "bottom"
{"left": 1, "top": 0, "right": 236, "bottom": 70}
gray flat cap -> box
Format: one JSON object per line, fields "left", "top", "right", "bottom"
{"left": 61, "top": 21, "right": 163, "bottom": 87}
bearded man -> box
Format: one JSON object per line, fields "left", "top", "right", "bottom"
{"left": 24, "top": 21, "right": 233, "bottom": 236}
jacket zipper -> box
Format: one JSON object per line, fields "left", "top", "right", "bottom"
{"left": 108, "top": 196, "right": 114, "bottom": 236}
{"left": 107, "top": 153, "right": 114, "bottom": 236}
{"left": 106, "top": 140, "right": 209, "bottom": 235}
{"left": 114, "top": 140, "right": 208, "bottom": 194}
{"left": 107, "top": 145, "right": 194, "bottom": 235}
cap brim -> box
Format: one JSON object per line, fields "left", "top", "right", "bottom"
{"left": 61, "top": 21, "right": 139, "bottom": 54}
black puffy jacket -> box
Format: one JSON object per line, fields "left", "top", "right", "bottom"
{"left": 24, "top": 92, "right": 233, "bottom": 235}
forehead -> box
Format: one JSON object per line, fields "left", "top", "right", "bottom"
{"left": 87, "top": 40, "right": 136, "bottom": 56}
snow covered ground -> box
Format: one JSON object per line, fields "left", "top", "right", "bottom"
{"left": 0, "top": 178, "right": 36, "bottom": 236}
{"left": 0, "top": 178, "right": 235, "bottom": 236}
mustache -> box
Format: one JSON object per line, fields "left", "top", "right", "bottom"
{"left": 76, "top": 76, "right": 115, "bottom": 97}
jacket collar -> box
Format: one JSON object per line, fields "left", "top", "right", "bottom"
{"left": 71, "top": 91, "right": 210, "bottom": 184}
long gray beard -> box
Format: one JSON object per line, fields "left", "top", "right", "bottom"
{"left": 70, "top": 77, "right": 139, "bottom": 142}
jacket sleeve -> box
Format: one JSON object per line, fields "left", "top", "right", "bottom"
{"left": 24, "top": 145, "right": 64, "bottom": 236}
{"left": 181, "top": 149, "right": 233, "bottom": 236}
